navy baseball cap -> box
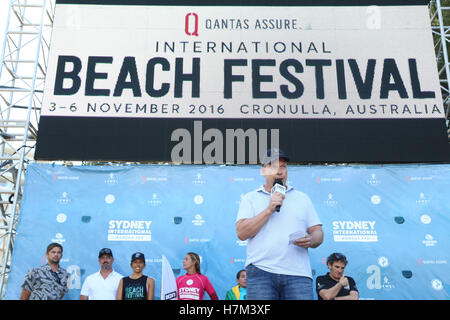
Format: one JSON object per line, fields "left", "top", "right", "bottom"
{"left": 98, "top": 248, "right": 113, "bottom": 258}
{"left": 261, "top": 148, "right": 289, "bottom": 165}
{"left": 131, "top": 252, "right": 145, "bottom": 263}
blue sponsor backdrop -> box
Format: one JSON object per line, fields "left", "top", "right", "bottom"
{"left": 4, "top": 162, "right": 450, "bottom": 300}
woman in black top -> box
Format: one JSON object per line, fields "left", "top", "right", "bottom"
{"left": 116, "top": 252, "right": 155, "bottom": 300}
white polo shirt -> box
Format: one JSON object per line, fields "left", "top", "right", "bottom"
{"left": 236, "top": 185, "right": 322, "bottom": 278}
{"left": 80, "top": 270, "right": 123, "bottom": 300}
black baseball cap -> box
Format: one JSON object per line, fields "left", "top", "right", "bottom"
{"left": 131, "top": 252, "right": 145, "bottom": 263}
{"left": 261, "top": 148, "right": 290, "bottom": 165}
{"left": 98, "top": 248, "right": 113, "bottom": 258}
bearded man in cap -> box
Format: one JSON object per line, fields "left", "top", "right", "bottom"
{"left": 80, "top": 248, "right": 123, "bottom": 300}
{"left": 236, "top": 148, "right": 323, "bottom": 300}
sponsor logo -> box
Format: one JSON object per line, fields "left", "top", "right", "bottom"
{"left": 315, "top": 176, "right": 342, "bottom": 183}
{"left": 192, "top": 173, "right": 206, "bottom": 185}
{"left": 324, "top": 193, "right": 338, "bottom": 207}
{"left": 236, "top": 239, "right": 248, "bottom": 246}
{"left": 229, "top": 257, "right": 245, "bottom": 264}
{"left": 367, "top": 173, "right": 381, "bottom": 186}
{"left": 179, "top": 287, "right": 200, "bottom": 300}
{"left": 184, "top": 237, "right": 211, "bottom": 243}
{"left": 229, "top": 176, "right": 255, "bottom": 183}
{"left": 422, "top": 234, "right": 437, "bottom": 247}
{"left": 416, "top": 192, "right": 430, "bottom": 205}
{"left": 142, "top": 176, "right": 168, "bottom": 183}
{"left": 405, "top": 175, "right": 433, "bottom": 182}
{"left": 193, "top": 195, "right": 204, "bottom": 205}
{"left": 185, "top": 13, "right": 199, "bottom": 37}
{"left": 366, "top": 264, "right": 395, "bottom": 291}
{"left": 105, "top": 173, "right": 118, "bottom": 185}
{"left": 192, "top": 214, "right": 205, "bottom": 226}
{"left": 370, "top": 195, "right": 381, "bottom": 205}
{"left": 52, "top": 174, "right": 79, "bottom": 181}
{"left": 108, "top": 220, "right": 152, "bottom": 241}
{"left": 148, "top": 193, "right": 162, "bottom": 206}
{"left": 56, "top": 213, "right": 67, "bottom": 223}
{"left": 418, "top": 258, "right": 447, "bottom": 266}
{"left": 431, "top": 279, "right": 443, "bottom": 291}
{"left": 51, "top": 233, "right": 66, "bottom": 244}
{"left": 333, "top": 220, "right": 378, "bottom": 242}
{"left": 420, "top": 214, "right": 431, "bottom": 224}
{"left": 394, "top": 216, "right": 405, "bottom": 224}
{"left": 104, "top": 194, "right": 115, "bottom": 204}
{"left": 381, "top": 276, "right": 395, "bottom": 291}
{"left": 57, "top": 192, "right": 71, "bottom": 204}
{"left": 173, "top": 216, "right": 182, "bottom": 224}
{"left": 378, "top": 256, "right": 389, "bottom": 267}
{"left": 165, "top": 292, "right": 177, "bottom": 300}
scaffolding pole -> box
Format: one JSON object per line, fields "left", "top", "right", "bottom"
{"left": 430, "top": 0, "right": 450, "bottom": 137}
{"left": 0, "top": 0, "right": 54, "bottom": 299}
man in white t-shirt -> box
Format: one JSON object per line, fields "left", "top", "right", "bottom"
{"left": 80, "top": 248, "right": 123, "bottom": 300}
{"left": 236, "top": 148, "right": 323, "bottom": 300}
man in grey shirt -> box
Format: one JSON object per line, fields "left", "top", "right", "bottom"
{"left": 20, "top": 242, "right": 70, "bottom": 300}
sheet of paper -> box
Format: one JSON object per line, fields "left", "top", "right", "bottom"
{"left": 288, "top": 230, "right": 306, "bottom": 245}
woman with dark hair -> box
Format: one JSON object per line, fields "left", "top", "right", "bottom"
{"left": 225, "top": 269, "right": 247, "bottom": 300}
{"left": 116, "top": 252, "right": 155, "bottom": 300}
{"left": 176, "top": 252, "right": 218, "bottom": 300}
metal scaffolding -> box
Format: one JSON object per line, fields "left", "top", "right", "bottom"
{"left": 0, "top": 0, "right": 449, "bottom": 299}
{"left": 0, "top": 0, "right": 54, "bottom": 298}
{"left": 430, "top": 0, "right": 450, "bottom": 137}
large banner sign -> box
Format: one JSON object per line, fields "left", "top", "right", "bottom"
{"left": 4, "top": 163, "right": 450, "bottom": 300}
{"left": 35, "top": 0, "right": 450, "bottom": 162}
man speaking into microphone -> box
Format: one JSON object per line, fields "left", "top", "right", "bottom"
{"left": 236, "top": 148, "right": 323, "bottom": 300}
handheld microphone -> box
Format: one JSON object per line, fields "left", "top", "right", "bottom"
{"left": 271, "top": 179, "right": 286, "bottom": 212}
